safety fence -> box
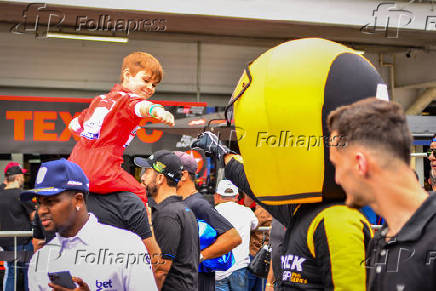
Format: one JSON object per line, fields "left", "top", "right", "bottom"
{"left": 0, "top": 231, "right": 33, "bottom": 291}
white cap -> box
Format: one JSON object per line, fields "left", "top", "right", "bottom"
{"left": 216, "top": 180, "right": 238, "bottom": 197}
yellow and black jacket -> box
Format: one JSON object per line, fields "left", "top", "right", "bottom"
{"left": 225, "top": 157, "right": 373, "bottom": 290}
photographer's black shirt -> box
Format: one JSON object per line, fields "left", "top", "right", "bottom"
{"left": 150, "top": 195, "right": 200, "bottom": 291}
{"left": 366, "top": 192, "right": 436, "bottom": 291}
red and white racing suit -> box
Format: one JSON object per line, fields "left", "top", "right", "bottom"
{"left": 69, "top": 84, "right": 150, "bottom": 204}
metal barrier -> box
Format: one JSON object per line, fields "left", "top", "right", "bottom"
{"left": 0, "top": 231, "right": 33, "bottom": 291}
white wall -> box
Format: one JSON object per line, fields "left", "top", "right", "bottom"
{"left": 0, "top": 29, "right": 266, "bottom": 106}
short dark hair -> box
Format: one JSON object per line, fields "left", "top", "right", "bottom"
{"left": 164, "top": 176, "right": 178, "bottom": 188}
{"left": 327, "top": 98, "right": 412, "bottom": 165}
{"left": 65, "top": 190, "right": 89, "bottom": 203}
{"left": 5, "top": 174, "right": 20, "bottom": 183}
{"left": 188, "top": 172, "right": 196, "bottom": 183}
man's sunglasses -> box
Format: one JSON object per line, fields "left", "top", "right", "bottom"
{"left": 427, "top": 149, "right": 436, "bottom": 158}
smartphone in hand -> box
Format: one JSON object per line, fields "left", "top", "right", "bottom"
{"left": 48, "top": 271, "right": 76, "bottom": 289}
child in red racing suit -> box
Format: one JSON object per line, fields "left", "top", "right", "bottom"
{"left": 68, "top": 52, "right": 174, "bottom": 204}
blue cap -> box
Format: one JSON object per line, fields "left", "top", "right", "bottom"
{"left": 20, "top": 158, "right": 89, "bottom": 201}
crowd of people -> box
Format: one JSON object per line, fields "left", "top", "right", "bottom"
{"left": 0, "top": 48, "right": 435, "bottom": 291}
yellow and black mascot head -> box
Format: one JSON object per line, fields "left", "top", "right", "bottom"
{"left": 231, "top": 38, "right": 388, "bottom": 205}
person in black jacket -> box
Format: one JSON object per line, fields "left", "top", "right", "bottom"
{"left": 174, "top": 151, "right": 241, "bottom": 291}
{"left": 0, "top": 163, "right": 34, "bottom": 291}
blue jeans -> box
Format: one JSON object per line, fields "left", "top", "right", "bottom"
{"left": 3, "top": 241, "right": 33, "bottom": 291}
{"left": 216, "top": 267, "right": 248, "bottom": 291}
{"left": 247, "top": 256, "right": 266, "bottom": 291}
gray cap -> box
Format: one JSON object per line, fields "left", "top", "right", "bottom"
{"left": 174, "top": 151, "right": 198, "bottom": 175}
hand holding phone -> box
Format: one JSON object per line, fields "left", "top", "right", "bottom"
{"left": 48, "top": 272, "right": 90, "bottom": 291}
{"left": 48, "top": 271, "right": 76, "bottom": 289}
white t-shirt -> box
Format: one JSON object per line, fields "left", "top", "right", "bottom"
{"left": 28, "top": 213, "right": 157, "bottom": 291}
{"left": 215, "top": 202, "right": 258, "bottom": 281}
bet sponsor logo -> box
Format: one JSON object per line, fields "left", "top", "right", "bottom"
{"left": 95, "top": 279, "right": 114, "bottom": 291}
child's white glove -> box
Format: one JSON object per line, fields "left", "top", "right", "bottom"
{"left": 151, "top": 106, "right": 175, "bottom": 127}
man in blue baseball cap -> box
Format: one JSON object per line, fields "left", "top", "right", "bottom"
{"left": 21, "top": 159, "right": 90, "bottom": 234}
{"left": 23, "top": 159, "right": 157, "bottom": 291}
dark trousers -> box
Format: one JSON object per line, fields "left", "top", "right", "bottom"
{"left": 199, "top": 271, "right": 215, "bottom": 291}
